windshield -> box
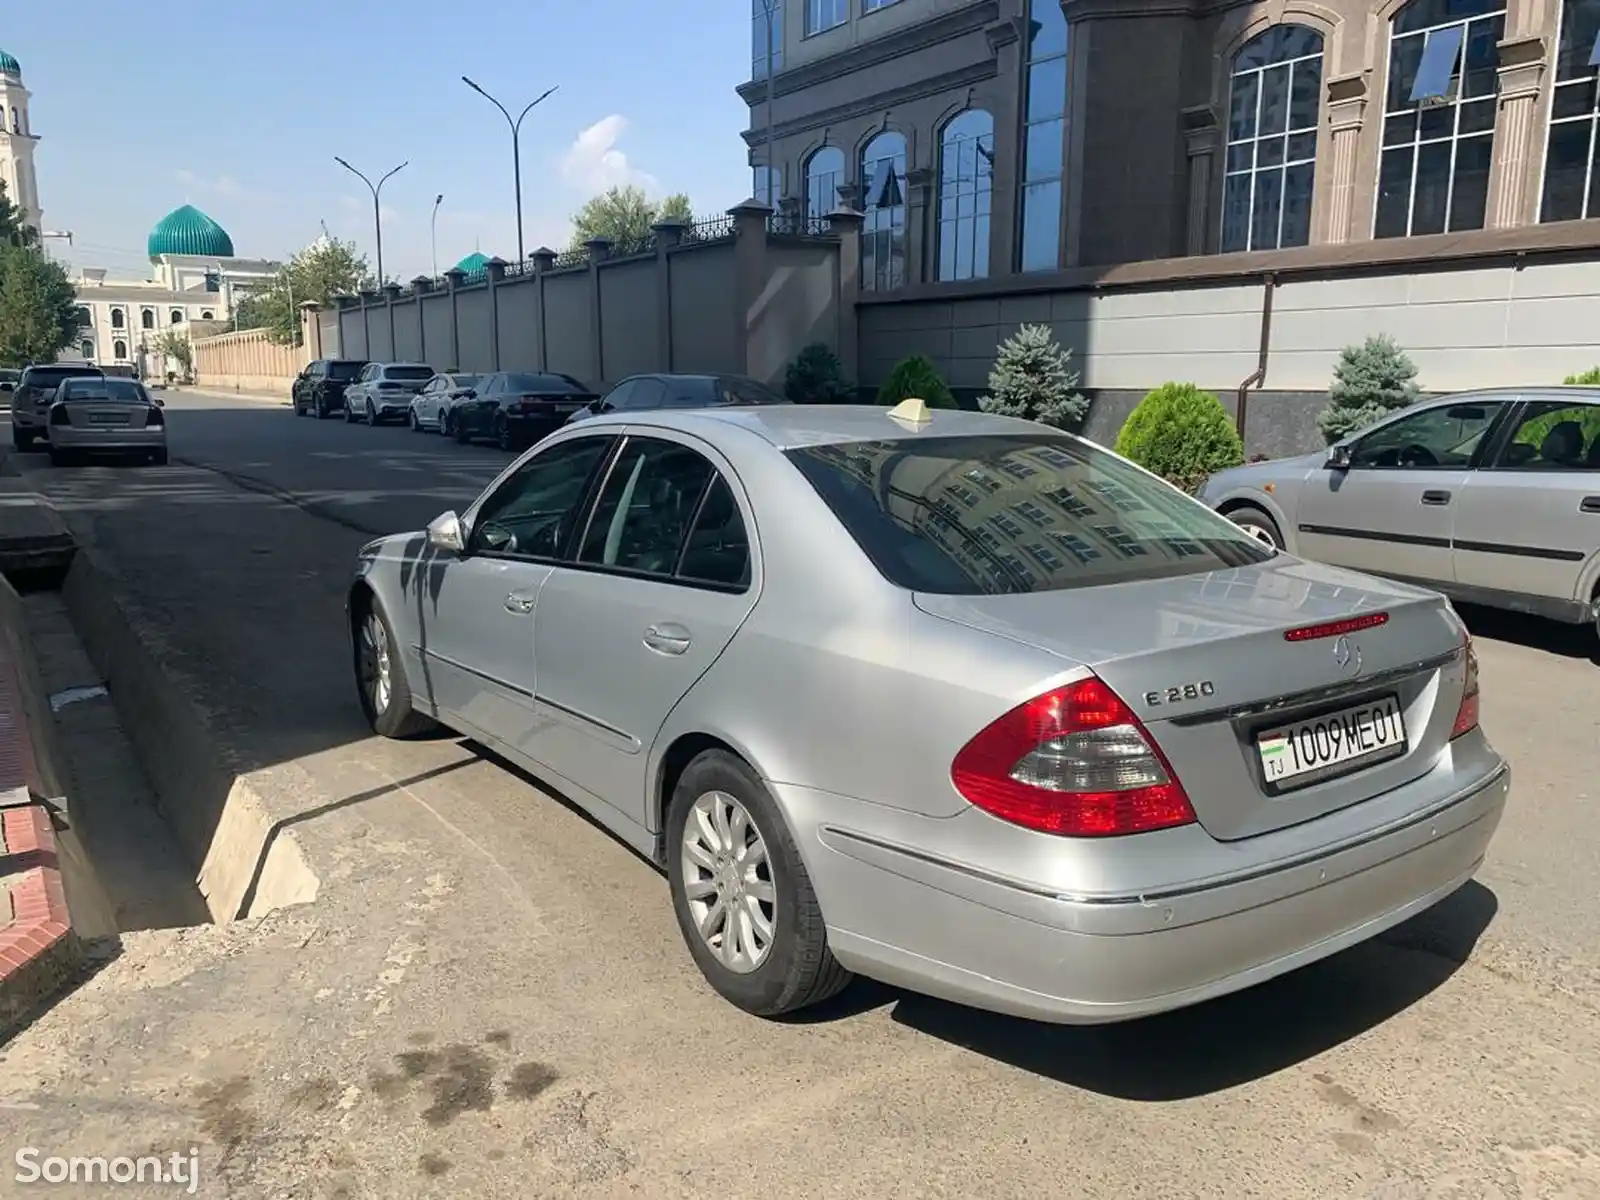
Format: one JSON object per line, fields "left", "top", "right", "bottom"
{"left": 327, "top": 361, "right": 365, "bottom": 380}
{"left": 383, "top": 365, "right": 435, "bottom": 381}
{"left": 786, "top": 434, "right": 1273, "bottom": 596}
{"left": 506, "top": 373, "right": 589, "bottom": 394}
{"left": 63, "top": 379, "right": 149, "bottom": 404}
{"left": 23, "top": 366, "right": 103, "bottom": 389}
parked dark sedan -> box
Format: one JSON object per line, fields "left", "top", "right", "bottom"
{"left": 451, "top": 371, "right": 599, "bottom": 450}
{"left": 565, "top": 373, "right": 791, "bottom": 425}
{"left": 292, "top": 358, "right": 369, "bottom": 419}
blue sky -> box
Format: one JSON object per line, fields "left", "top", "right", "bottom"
{"left": 11, "top": 2, "right": 753, "bottom": 282}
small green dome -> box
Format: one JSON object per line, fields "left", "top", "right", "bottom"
{"left": 147, "top": 205, "right": 235, "bottom": 259}
{"left": 454, "top": 251, "right": 491, "bottom": 274}
{"left": 0, "top": 51, "right": 19, "bottom": 78}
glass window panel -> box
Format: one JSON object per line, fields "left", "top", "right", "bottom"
{"left": 1385, "top": 112, "right": 1419, "bottom": 145}
{"left": 1287, "top": 130, "right": 1317, "bottom": 162}
{"left": 1258, "top": 136, "right": 1286, "bottom": 168}
{"left": 1281, "top": 162, "right": 1315, "bottom": 246}
{"left": 1028, "top": 0, "right": 1068, "bottom": 59}
{"left": 1410, "top": 24, "right": 1466, "bottom": 103}
{"left": 1024, "top": 117, "right": 1065, "bottom": 181}
{"left": 1411, "top": 140, "right": 1452, "bottom": 234}
{"left": 1229, "top": 72, "right": 1261, "bottom": 141}
{"left": 1561, "top": 0, "right": 1600, "bottom": 79}
{"left": 1420, "top": 103, "right": 1455, "bottom": 141}
{"left": 1449, "top": 135, "right": 1491, "bottom": 230}
{"left": 1388, "top": 34, "right": 1427, "bottom": 111}
{"left": 1226, "top": 141, "right": 1254, "bottom": 172}
{"left": 1027, "top": 57, "right": 1067, "bottom": 121}
{"left": 1457, "top": 97, "right": 1496, "bottom": 135}
{"left": 1222, "top": 173, "right": 1253, "bottom": 252}
{"left": 1394, "top": 0, "right": 1501, "bottom": 37}
{"left": 1552, "top": 79, "right": 1599, "bottom": 120}
{"left": 1589, "top": 120, "right": 1600, "bottom": 217}
{"left": 1250, "top": 166, "right": 1284, "bottom": 250}
{"left": 1461, "top": 17, "right": 1501, "bottom": 97}
{"left": 1289, "top": 56, "right": 1323, "bottom": 129}
{"left": 1259, "top": 63, "right": 1292, "bottom": 135}
{"left": 1375, "top": 146, "right": 1415, "bottom": 238}
{"left": 1020, "top": 180, "right": 1062, "bottom": 272}
{"left": 1542, "top": 119, "right": 1593, "bottom": 221}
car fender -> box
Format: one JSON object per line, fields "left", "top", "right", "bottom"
{"left": 1573, "top": 547, "right": 1600, "bottom": 608}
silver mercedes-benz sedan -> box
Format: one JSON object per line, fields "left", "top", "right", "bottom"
{"left": 346, "top": 402, "right": 1508, "bottom": 1024}
{"left": 1197, "top": 387, "right": 1600, "bottom": 638}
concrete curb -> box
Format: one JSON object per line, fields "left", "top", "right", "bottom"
{"left": 59, "top": 550, "right": 319, "bottom": 922}
{"left": 0, "top": 804, "right": 79, "bottom": 1036}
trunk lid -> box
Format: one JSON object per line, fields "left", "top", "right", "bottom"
{"left": 67, "top": 402, "right": 146, "bottom": 429}
{"left": 914, "top": 555, "right": 1468, "bottom": 841}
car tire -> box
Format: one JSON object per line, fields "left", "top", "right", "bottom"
{"left": 47, "top": 447, "right": 72, "bottom": 468}
{"left": 494, "top": 414, "right": 516, "bottom": 453}
{"left": 366, "top": 400, "right": 378, "bottom": 426}
{"left": 315, "top": 398, "right": 328, "bottom": 419}
{"left": 454, "top": 413, "right": 472, "bottom": 444}
{"left": 353, "top": 596, "right": 435, "bottom": 739}
{"left": 12, "top": 428, "right": 33, "bottom": 451}
{"left": 1226, "top": 505, "right": 1284, "bottom": 549}
{"left": 665, "top": 749, "right": 851, "bottom": 1018}
{"left": 150, "top": 449, "right": 168, "bottom": 466}
{"left": 344, "top": 400, "right": 359, "bottom": 423}
{"left": 441, "top": 410, "right": 455, "bottom": 438}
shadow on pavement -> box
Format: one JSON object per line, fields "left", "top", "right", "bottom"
{"left": 1454, "top": 602, "right": 1598, "bottom": 664}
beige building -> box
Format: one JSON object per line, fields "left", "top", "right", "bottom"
{"left": 742, "top": 0, "right": 1600, "bottom": 280}
{"left": 0, "top": 48, "right": 41, "bottom": 232}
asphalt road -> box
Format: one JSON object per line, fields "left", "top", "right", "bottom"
{"left": 2, "top": 388, "right": 1597, "bottom": 1198}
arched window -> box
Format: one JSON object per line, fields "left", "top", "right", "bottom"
{"left": 140, "top": 308, "right": 155, "bottom": 330}
{"left": 73, "top": 306, "right": 90, "bottom": 326}
{"left": 200, "top": 310, "right": 214, "bottom": 320}
{"left": 753, "top": 165, "right": 783, "bottom": 207}
{"left": 1376, "top": 0, "right": 1504, "bottom": 238}
{"left": 860, "top": 130, "right": 906, "bottom": 291}
{"left": 113, "top": 340, "right": 127, "bottom": 360}
{"left": 79, "top": 339, "right": 93, "bottom": 360}
{"left": 938, "top": 110, "right": 995, "bottom": 281}
{"left": 170, "top": 308, "right": 183, "bottom": 324}
{"left": 1222, "top": 25, "right": 1324, "bottom": 253}
{"left": 110, "top": 308, "right": 125, "bottom": 329}
{"left": 804, "top": 146, "right": 844, "bottom": 221}
{"left": 1542, "top": 0, "right": 1600, "bottom": 222}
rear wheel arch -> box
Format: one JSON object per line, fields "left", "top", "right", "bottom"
{"left": 653, "top": 732, "right": 742, "bottom": 865}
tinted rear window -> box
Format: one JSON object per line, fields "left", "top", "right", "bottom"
{"left": 505, "top": 373, "right": 589, "bottom": 393}
{"left": 64, "top": 379, "right": 148, "bottom": 403}
{"left": 786, "top": 434, "right": 1272, "bottom": 595}
{"left": 327, "top": 361, "right": 365, "bottom": 380}
{"left": 383, "top": 365, "right": 434, "bottom": 381}
{"left": 23, "top": 366, "right": 103, "bottom": 388}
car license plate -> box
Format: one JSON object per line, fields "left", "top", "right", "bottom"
{"left": 89, "top": 412, "right": 125, "bottom": 425}
{"left": 1257, "top": 695, "right": 1405, "bottom": 791}
{"left": 552, "top": 403, "right": 579, "bottom": 413}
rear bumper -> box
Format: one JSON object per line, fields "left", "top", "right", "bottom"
{"left": 48, "top": 426, "right": 166, "bottom": 451}
{"left": 781, "top": 750, "right": 1509, "bottom": 1025}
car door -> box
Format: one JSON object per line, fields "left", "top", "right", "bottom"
{"left": 1449, "top": 395, "right": 1600, "bottom": 614}
{"left": 412, "top": 434, "right": 618, "bottom": 752}
{"left": 349, "top": 363, "right": 374, "bottom": 410}
{"left": 1293, "top": 397, "right": 1511, "bottom": 585}
{"left": 414, "top": 377, "right": 438, "bottom": 424}
{"left": 527, "top": 431, "right": 760, "bottom": 829}
{"left": 465, "top": 375, "right": 502, "bottom": 437}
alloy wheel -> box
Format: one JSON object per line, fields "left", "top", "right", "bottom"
{"left": 680, "top": 790, "right": 776, "bottom": 974}
{"left": 366, "top": 401, "right": 377, "bottom": 426}
{"left": 358, "top": 612, "right": 392, "bottom": 716}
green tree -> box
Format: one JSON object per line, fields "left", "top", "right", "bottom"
{"left": 0, "top": 181, "right": 77, "bottom": 368}
{"left": 153, "top": 328, "right": 193, "bottom": 381}
{"left": 1317, "top": 333, "right": 1421, "bottom": 443}
{"left": 569, "top": 185, "right": 694, "bottom": 249}
{"left": 1114, "top": 382, "right": 1244, "bottom": 492}
{"left": 977, "top": 323, "right": 1087, "bottom": 430}
{"left": 784, "top": 342, "right": 855, "bottom": 404}
{"left": 233, "top": 237, "right": 371, "bottom": 345}
{"left": 1562, "top": 367, "right": 1600, "bottom": 385}
{"left": 876, "top": 354, "right": 957, "bottom": 408}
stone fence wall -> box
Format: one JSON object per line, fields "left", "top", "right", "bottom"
{"left": 192, "top": 326, "right": 311, "bottom": 396}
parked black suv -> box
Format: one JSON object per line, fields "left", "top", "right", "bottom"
{"left": 292, "top": 359, "right": 368, "bottom": 419}
{"left": 9, "top": 362, "right": 105, "bottom": 450}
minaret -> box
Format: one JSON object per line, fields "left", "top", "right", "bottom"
{"left": 0, "top": 51, "right": 42, "bottom": 232}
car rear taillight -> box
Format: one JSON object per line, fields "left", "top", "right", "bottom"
{"left": 145, "top": 405, "right": 164, "bottom": 427}
{"left": 951, "top": 676, "right": 1196, "bottom": 837}
{"left": 1450, "top": 632, "right": 1479, "bottom": 739}
{"left": 48, "top": 403, "right": 69, "bottom": 426}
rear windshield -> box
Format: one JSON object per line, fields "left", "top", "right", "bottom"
{"left": 64, "top": 379, "right": 148, "bottom": 403}
{"left": 786, "top": 434, "right": 1273, "bottom": 595}
{"left": 327, "top": 361, "right": 365, "bottom": 380}
{"left": 22, "top": 366, "right": 103, "bottom": 388}
{"left": 383, "top": 365, "right": 434, "bottom": 381}
{"left": 716, "top": 376, "right": 787, "bottom": 406}
{"left": 450, "top": 374, "right": 481, "bottom": 388}
{"left": 505, "top": 373, "right": 590, "bottom": 394}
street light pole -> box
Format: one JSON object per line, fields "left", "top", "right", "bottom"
{"left": 431, "top": 193, "right": 443, "bottom": 277}
{"left": 462, "top": 78, "right": 558, "bottom": 262}
{"left": 333, "top": 156, "right": 408, "bottom": 285}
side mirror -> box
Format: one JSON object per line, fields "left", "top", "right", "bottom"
{"left": 1326, "top": 444, "right": 1353, "bottom": 471}
{"left": 426, "top": 510, "right": 466, "bottom": 554}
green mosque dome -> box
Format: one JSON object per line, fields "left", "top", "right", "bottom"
{"left": 0, "top": 51, "right": 19, "bottom": 78}
{"left": 454, "top": 251, "right": 491, "bottom": 274}
{"left": 147, "top": 205, "right": 236, "bottom": 259}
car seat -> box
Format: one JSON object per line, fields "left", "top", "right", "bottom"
{"left": 1538, "top": 420, "right": 1584, "bottom": 467}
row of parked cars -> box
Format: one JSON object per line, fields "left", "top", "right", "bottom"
{"left": 4, "top": 361, "right": 169, "bottom": 466}
{"left": 291, "top": 359, "right": 790, "bottom": 451}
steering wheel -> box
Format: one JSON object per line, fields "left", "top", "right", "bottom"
{"left": 1398, "top": 443, "right": 1439, "bottom": 468}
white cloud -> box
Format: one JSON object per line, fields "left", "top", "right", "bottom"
{"left": 175, "top": 168, "right": 249, "bottom": 199}
{"left": 557, "top": 115, "right": 659, "bottom": 196}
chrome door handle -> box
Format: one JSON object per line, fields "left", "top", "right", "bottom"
{"left": 503, "top": 592, "right": 535, "bottom": 615}
{"left": 643, "top": 623, "right": 691, "bottom": 656}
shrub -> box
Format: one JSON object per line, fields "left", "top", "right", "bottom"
{"left": 1317, "top": 333, "right": 1420, "bottom": 443}
{"left": 784, "top": 341, "right": 855, "bottom": 404}
{"left": 1563, "top": 367, "right": 1600, "bottom": 385}
{"left": 977, "top": 323, "right": 1088, "bottom": 430}
{"left": 876, "top": 354, "right": 957, "bottom": 408}
{"left": 1114, "top": 382, "right": 1244, "bottom": 492}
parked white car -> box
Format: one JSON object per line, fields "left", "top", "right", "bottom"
{"left": 342, "top": 362, "right": 435, "bottom": 426}
{"left": 409, "top": 372, "right": 481, "bottom": 433}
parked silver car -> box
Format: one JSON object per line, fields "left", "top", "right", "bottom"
{"left": 45, "top": 376, "right": 167, "bottom": 466}
{"left": 346, "top": 403, "right": 1507, "bottom": 1024}
{"left": 1198, "top": 387, "right": 1600, "bottom": 638}
{"left": 409, "top": 372, "right": 481, "bottom": 433}
{"left": 342, "top": 362, "right": 435, "bottom": 426}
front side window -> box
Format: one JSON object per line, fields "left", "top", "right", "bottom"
{"left": 1019, "top": 0, "right": 1069, "bottom": 272}
{"left": 806, "top": 0, "right": 847, "bottom": 35}
{"left": 579, "top": 438, "right": 718, "bottom": 576}
{"left": 1346, "top": 401, "right": 1506, "bottom": 468}
{"left": 470, "top": 436, "right": 615, "bottom": 559}
{"left": 1491, "top": 401, "right": 1600, "bottom": 469}
{"left": 1376, "top": 0, "right": 1503, "bottom": 239}
{"left": 1542, "top": 0, "right": 1600, "bottom": 222}
{"left": 786, "top": 434, "right": 1271, "bottom": 595}
{"left": 861, "top": 131, "right": 907, "bottom": 291}
{"left": 804, "top": 145, "right": 845, "bottom": 221}
{"left": 938, "top": 109, "right": 995, "bottom": 281}
{"left": 1222, "top": 24, "right": 1324, "bottom": 253}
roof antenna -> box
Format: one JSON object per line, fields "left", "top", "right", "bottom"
{"left": 888, "top": 397, "right": 933, "bottom": 426}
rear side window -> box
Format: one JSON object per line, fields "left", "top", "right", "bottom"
{"left": 579, "top": 438, "right": 716, "bottom": 576}
{"left": 786, "top": 434, "right": 1272, "bottom": 595}
{"left": 383, "top": 365, "right": 434, "bottom": 381}
{"left": 64, "top": 379, "right": 147, "bottom": 403}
